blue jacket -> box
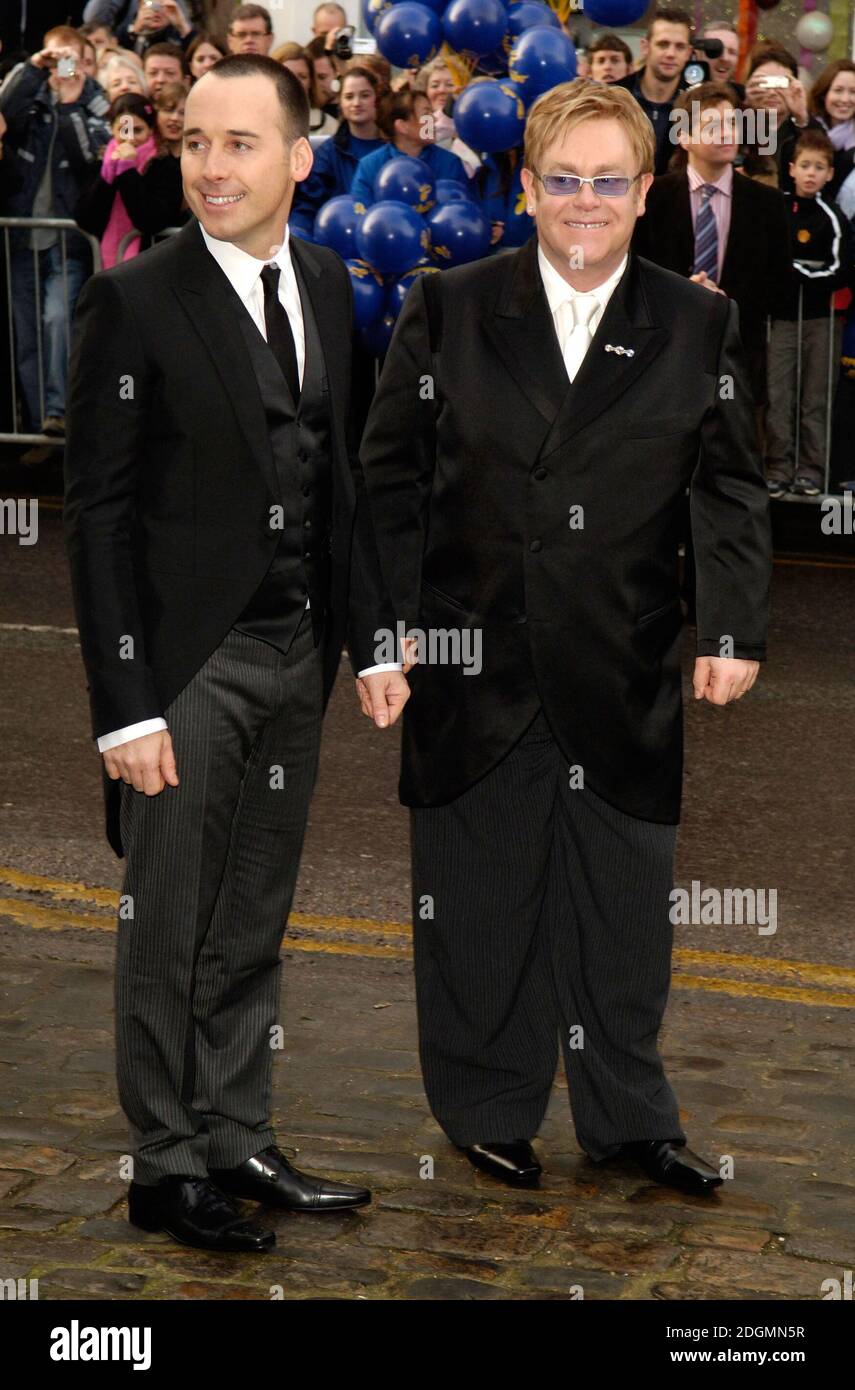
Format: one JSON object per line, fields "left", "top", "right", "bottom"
{"left": 476, "top": 149, "right": 533, "bottom": 251}
{"left": 0, "top": 62, "right": 111, "bottom": 257}
{"left": 349, "top": 141, "right": 472, "bottom": 211}
{"left": 290, "top": 123, "right": 386, "bottom": 238}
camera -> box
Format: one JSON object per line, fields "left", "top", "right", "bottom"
{"left": 333, "top": 25, "right": 354, "bottom": 61}
{"left": 682, "top": 36, "right": 723, "bottom": 88}
{"left": 57, "top": 56, "right": 78, "bottom": 78}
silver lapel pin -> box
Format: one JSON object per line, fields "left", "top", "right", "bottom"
{"left": 604, "top": 343, "right": 635, "bottom": 357}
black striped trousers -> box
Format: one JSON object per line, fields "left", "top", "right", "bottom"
{"left": 410, "top": 710, "right": 685, "bottom": 1160}
{"left": 116, "top": 612, "right": 322, "bottom": 1185}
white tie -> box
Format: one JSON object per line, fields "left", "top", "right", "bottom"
{"left": 557, "top": 294, "right": 599, "bottom": 382}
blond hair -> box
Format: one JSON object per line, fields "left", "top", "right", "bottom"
{"left": 524, "top": 79, "right": 655, "bottom": 178}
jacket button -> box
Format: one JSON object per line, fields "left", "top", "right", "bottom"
{"left": 529, "top": 539, "right": 542, "bottom": 553}
{"left": 516, "top": 613, "right": 528, "bottom": 624}
{"left": 302, "top": 485, "right": 311, "bottom": 497}
{"left": 304, "top": 518, "right": 312, "bottom": 528}
{"left": 533, "top": 467, "right": 548, "bottom": 480}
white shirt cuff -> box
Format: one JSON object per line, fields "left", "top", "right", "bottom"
{"left": 97, "top": 717, "right": 167, "bottom": 752}
{"left": 357, "top": 663, "right": 404, "bottom": 677}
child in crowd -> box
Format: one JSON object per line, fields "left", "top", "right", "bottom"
{"left": 75, "top": 92, "right": 157, "bottom": 268}
{"left": 766, "top": 129, "right": 854, "bottom": 497}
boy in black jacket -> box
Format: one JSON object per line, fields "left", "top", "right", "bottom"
{"left": 766, "top": 129, "right": 855, "bottom": 497}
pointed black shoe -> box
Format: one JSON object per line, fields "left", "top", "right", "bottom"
{"left": 620, "top": 1140, "right": 723, "bottom": 1196}
{"left": 209, "top": 1146, "right": 371, "bottom": 1212}
{"left": 128, "top": 1176, "right": 275, "bottom": 1252}
{"left": 459, "top": 1140, "right": 542, "bottom": 1187}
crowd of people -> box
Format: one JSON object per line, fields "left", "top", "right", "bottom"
{"left": 1, "top": 2, "right": 853, "bottom": 494}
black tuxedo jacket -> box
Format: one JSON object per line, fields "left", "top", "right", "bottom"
{"left": 64, "top": 218, "right": 383, "bottom": 849}
{"left": 632, "top": 169, "right": 791, "bottom": 400}
{"left": 359, "top": 238, "right": 772, "bottom": 823}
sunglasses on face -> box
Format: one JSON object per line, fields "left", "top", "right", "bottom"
{"left": 533, "top": 171, "right": 642, "bottom": 197}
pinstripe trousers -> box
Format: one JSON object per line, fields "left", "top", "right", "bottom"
{"left": 116, "top": 612, "right": 322, "bottom": 1185}
{"left": 410, "top": 710, "right": 686, "bottom": 1161}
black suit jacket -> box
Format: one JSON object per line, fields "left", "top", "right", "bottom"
{"left": 632, "top": 168, "right": 791, "bottom": 401}
{"left": 64, "top": 217, "right": 383, "bottom": 851}
{"left": 359, "top": 239, "right": 772, "bottom": 823}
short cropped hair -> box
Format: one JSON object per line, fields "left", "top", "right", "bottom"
{"left": 205, "top": 53, "right": 309, "bottom": 140}
{"left": 524, "top": 79, "right": 655, "bottom": 178}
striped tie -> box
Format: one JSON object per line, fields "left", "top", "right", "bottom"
{"left": 693, "top": 183, "right": 718, "bottom": 280}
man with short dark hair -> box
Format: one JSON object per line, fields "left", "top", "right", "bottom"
{"left": 142, "top": 40, "right": 188, "bottom": 98}
{"left": 616, "top": 7, "right": 693, "bottom": 174}
{"left": 65, "top": 53, "right": 393, "bottom": 1252}
{"left": 226, "top": 3, "right": 274, "bottom": 56}
{"left": 589, "top": 32, "right": 633, "bottom": 85}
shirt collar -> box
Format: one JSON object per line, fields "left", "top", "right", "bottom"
{"left": 198, "top": 220, "right": 292, "bottom": 299}
{"left": 537, "top": 242, "right": 629, "bottom": 316}
{"left": 687, "top": 162, "right": 734, "bottom": 196}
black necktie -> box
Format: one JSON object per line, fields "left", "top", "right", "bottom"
{"left": 260, "top": 263, "right": 300, "bottom": 404}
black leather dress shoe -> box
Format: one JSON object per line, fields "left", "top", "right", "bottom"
{"left": 459, "top": 1140, "right": 542, "bottom": 1187}
{"left": 620, "top": 1140, "right": 723, "bottom": 1196}
{"left": 128, "top": 1176, "right": 275, "bottom": 1252}
{"left": 209, "top": 1147, "right": 371, "bottom": 1212}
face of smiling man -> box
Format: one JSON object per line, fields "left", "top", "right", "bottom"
{"left": 520, "top": 117, "right": 653, "bottom": 291}
{"left": 181, "top": 71, "right": 312, "bottom": 260}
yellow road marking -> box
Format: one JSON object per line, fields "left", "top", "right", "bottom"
{"left": 1, "top": 868, "right": 853, "bottom": 1007}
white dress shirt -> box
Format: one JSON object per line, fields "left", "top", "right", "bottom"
{"left": 98, "top": 222, "right": 387, "bottom": 752}
{"left": 537, "top": 243, "right": 629, "bottom": 376}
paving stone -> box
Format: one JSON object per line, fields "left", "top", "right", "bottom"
{"left": 682, "top": 1248, "right": 835, "bottom": 1297}
{"left": 0, "top": 1116, "right": 85, "bottom": 1144}
{"left": 674, "top": 1224, "right": 772, "bottom": 1251}
{"left": 38, "top": 1268, "right": 146, "bottom": 1299}
{"left": 63, "top": 1050, "right": 115, "bottom": 1074}
{"left": 358, "top": 1210, "right": 551, "bottom": 1259}
{"left": 399, "top": 1276, "right": 508, "bottom": 1299}
{"left": 377, "top": 1187, "right": 484, "bottom": 1218}
{"left": 713, "top": 1114, "right": 810, "bottom": 1138}
{"left": 540, "top": 1234, "right": 680, "bottom": 1274}
{"left": 0, "top": 1143, "right": 76, "bottom": 1175}
{"left": 514, "top": 1265, "right": 632, "bottom": 1298}
{"left": 0, "top": 1207, "right": 66, "bottom": 1231}
{"left": 12, "top": 1175, "right": 126, "bottom": 1216}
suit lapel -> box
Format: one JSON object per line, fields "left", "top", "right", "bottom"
{"left": 171, "top": 220, "right": 279, "bottom": 497}
{"left": 719, "top": 171, "right": 743, "bottom": 292}
{"left": 482, "top": 236, "right": 569, "bottom": 428}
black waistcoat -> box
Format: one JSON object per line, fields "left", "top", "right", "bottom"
{"left": 231, "top": 253, "right": 334, "bottom": 653}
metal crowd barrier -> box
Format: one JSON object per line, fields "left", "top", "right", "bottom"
{"left": 1, "top": 217, "right": 182, "bottom": 450}
{"left": 765, "top": 292, "right": 843, "bottom": 500}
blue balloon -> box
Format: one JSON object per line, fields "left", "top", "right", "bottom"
{"left": 401, "top": 0, "right": 446, "bottom": 13}
{"left": 356, "top": 199, "right": 429, "bottom": 274}
{"left": 360, "top": 313, "right": 398, "bottom": 357}
{"left": 506, "top": 0, "right": 560, "bottom": 39}
{"left": 313, "top": 195, "right": 363, "bottom": 258}
{"left": 435, "top": 177, "right": 474, "bottom": 203}
{"left": 386, "top": 263, "right": 441, "bottom": 317}
{"left": 583, "top": 0, "right": 647, "bottom": 24}
{"left": 362, "top": 0, "right": 392, "bottom": 33}
{"left": 374, "top": 155, "right": 436, "bottom": 213}
{"left": 453, "top": 78, "right": 526, "bottom": 154}
{"left": 346, "top": 259, "right": 387, "bottom": 328}
{"left": 427, "top": 200, "right": 492, "bottom": 265}
{"left": 509, "top": 26, "right": 576, "bottom": 105}
{"left": 374, "top": 2, "right": 442, "bottom": 68}
{"left": 443, "top": 0, "right": 507, "bottom": 56}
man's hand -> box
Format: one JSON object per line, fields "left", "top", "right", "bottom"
{"left": 355, "top": 671, "right": 410, "bottom": 728}
{"left": 103, "top": 729, "right": 179, "bottom": 795}
{"left": 784, "top": 76, "right": 809, "bottom": 126}
{"left": 693, "top": 657, "right": 759, "bottom": 705}
{"left": 689, "top": 271, "right": 726, "bottom": 295}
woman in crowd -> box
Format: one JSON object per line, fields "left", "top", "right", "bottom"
{"left": 97, "top": 51, "right": 146, "bottom": 102}
{"left": 306, "top": 34, "right": 341, "bottom": 123}
{"left": 186, "top": 32, "right": 226, "bottom": 83}
{"left": 289, "top": 65, "right": 385, "bottom": 238}
{"left": 810, "top": 59, "right": 855, "bottom": 203}
{"left": 74, "top": 91, "right": 158, "bottom": 268}
{"left": 742, "top": 45, "right": 822, "bottom": 195}
{"left": 75, "top": 83, "right": 187, "bottom": 262}
{"left": 272, "top": 41, "right": 338, "bottom": 137}
{"left": 349, "top": 82, "right": 470, "bottom": 209}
